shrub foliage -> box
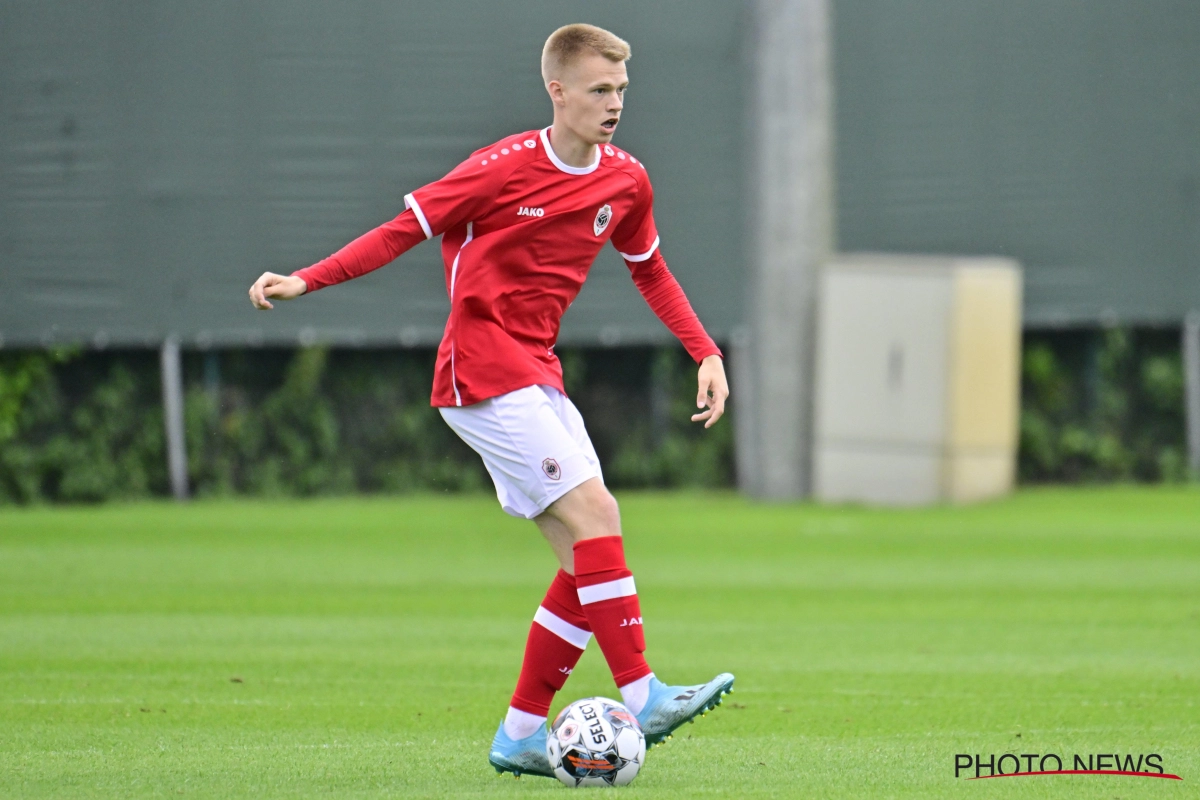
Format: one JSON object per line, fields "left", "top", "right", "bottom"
{"left": 0, "top": 345, "right": 733, "bottom": 503}
{"left": 1019, "top": 328, "right": 1189, "bottom": 483}
{"left": 1, "top": 328, "right": 1189, "bottom": 503}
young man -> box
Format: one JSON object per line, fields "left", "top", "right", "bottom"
{"left": 248, "top": 24, "right": 733, "bottom": 778}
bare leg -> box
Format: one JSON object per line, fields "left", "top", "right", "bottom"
{"left": 533, "top": 515, "right": 577, "bottom": 574}
{"left": 533, "top": 477, "right": 621, "bottom": 574}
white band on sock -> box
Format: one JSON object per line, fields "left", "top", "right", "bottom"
{"left": 533, "top": 606, "right": 592, "bottom": 650}
{"left": 577, "top": 576, "right": 637, "bottom": 605}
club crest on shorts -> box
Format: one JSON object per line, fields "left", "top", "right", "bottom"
{"left": 593, "top": 204, "right": 612, "bottom": 237}
{"left": 542, "top": 457, "right": 562, "bottom": 481}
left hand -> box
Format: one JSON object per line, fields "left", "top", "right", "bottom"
{"left": 692, "top": 355, "right": 729, "bottom": 429}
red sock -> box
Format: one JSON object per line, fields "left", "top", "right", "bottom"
{"left": 573, "top": 536, "right": 653, "bottom": 688}
{"left": 510, "top": 569, "right": 592, "bottom": 716}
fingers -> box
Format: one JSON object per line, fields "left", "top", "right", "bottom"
{"left": 262, "top": 275, "right": 287, "bottom": 299}
{"left": 249, "top": 283, "right": 273, "bottom": 310}
{"left": 248, "top": 273, "right": 275, "bottom": 310}
{"left": 691, "top": 399, "right": 727, "bottom": 427}
{"left": 692, "top": 375, "right": 728, "bottom": 428}
{"left": 691, "top": 395, "right": 728, "bottom": 427}
{"left": 694, "top": 355, "right": 729, "bottom": 427}
{"left": 705, "top": 392, "right": 727, "bottom": 428}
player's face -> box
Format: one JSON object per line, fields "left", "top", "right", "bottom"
{"left": 559, "top": 54, "right": 628, "bottom": 145}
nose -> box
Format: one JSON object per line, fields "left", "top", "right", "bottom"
{"left": 608, "top": 93, "right": 623, "bottom": 113}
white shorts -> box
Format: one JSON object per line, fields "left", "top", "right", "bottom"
{"left": 439, "top": 384, "right": 603, "bottom": 519}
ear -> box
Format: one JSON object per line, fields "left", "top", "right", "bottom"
{"left": 546, "top": 79, "right": 566, "bottom": 108}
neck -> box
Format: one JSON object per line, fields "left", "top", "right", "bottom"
{"left": 547, "top": 120, "right": 597, "bottom": 168}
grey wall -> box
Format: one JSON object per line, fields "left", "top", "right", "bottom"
{"left": 835, "top": 0, "right": 1200, "bottom": 326}
{"left": 1, "top": 0, "right": 746, "bottom": 348}
{"left": 3, "top": 1, "right": 1198, "bottom": 349}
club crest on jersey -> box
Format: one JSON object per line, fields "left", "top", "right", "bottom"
{"left": 542, "top": 458, "right": 562, "bottom": 481}
{"left": 593, "top": 204, "right": 612, "bottom": 237}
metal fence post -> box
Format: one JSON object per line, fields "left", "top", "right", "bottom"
{"left": 1184, "top": 311, "right": 1200, "bottom": 476}
{"left": 160, "top": 336, "right": 189, "bottom": 500}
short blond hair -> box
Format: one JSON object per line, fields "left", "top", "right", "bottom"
{"left": 541, "top": 24, "right": 631, "bottom": 84}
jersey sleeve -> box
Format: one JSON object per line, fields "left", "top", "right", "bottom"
{"left": 626, "top": 249, "right": 722, "bottom": 364}
{"left": 609, "top": 169, "right": 661, "bottom": 262}
{"left": 403, "top": 154, "right": 504, "bottom": 240}
{"left": 291, "top": 209, "right": 427, "bottom": 292}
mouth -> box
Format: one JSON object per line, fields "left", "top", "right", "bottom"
{"left": 600, "top": 117, "right": 619, "bottom": 133}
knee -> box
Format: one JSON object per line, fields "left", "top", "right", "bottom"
{"left": 576, "top": 480, "right": 622, "bottom": 537}
{"left": 594, "top": 489, "right": 621, "bottom": 533}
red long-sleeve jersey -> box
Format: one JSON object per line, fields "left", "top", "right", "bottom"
{"left": 293, "top": 128, "right": 721, "bottom": 407}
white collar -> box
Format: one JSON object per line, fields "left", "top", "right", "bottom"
{"left": 540, "top": 127, "right": 601, "bottom": 175}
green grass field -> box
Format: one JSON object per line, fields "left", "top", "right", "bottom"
{"left": 1, "top": 488, "right": 1198, "bottom": 798}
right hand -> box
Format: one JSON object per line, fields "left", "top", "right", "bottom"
{"left": 249, "top": 272, "right": 307, "bottom": 310}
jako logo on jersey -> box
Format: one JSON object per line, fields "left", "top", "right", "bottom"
{"left": 619, "top": 617, "right": 643, "bottom": 627}
{"left": 559, "top": 666, "right": 573, "bottom": 675}
{"left": 518, "top": 206, "right": 545, "bottom": 217}
{"left": 593, "top": 204, "right": 612, "bottom": 236}
{"left": 542, "top": 458, "right": 562, "bottom": 481}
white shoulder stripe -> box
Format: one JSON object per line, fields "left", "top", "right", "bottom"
{"left": 577, "top": 576, "right": 637, "bottom": 605}
{"left": 533, "top": 606, "right": 592, "bottom": 649}
{"left": 404, "top": 193, "right": 433, "bottom": 240}
{"left": 617, "top": 236, "right": 661, "bottom": 263}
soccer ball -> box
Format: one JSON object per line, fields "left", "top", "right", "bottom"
{"left": 546, "top": 697, "right": 646, "bottom": 787}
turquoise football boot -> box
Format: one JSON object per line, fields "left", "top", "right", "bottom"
{"left": 487, "top": 720, "right": 555, "bottom": 778}
{"left": 635, "top": 673, "right": 736, "bottom": 747}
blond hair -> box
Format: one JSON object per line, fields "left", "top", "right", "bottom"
{"left": 541, "top": 24, "right": 631, "bottom": 84}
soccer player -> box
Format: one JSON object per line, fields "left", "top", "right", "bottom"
{"left": 248, "top": 23, "right": 734, "bottom": 778}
